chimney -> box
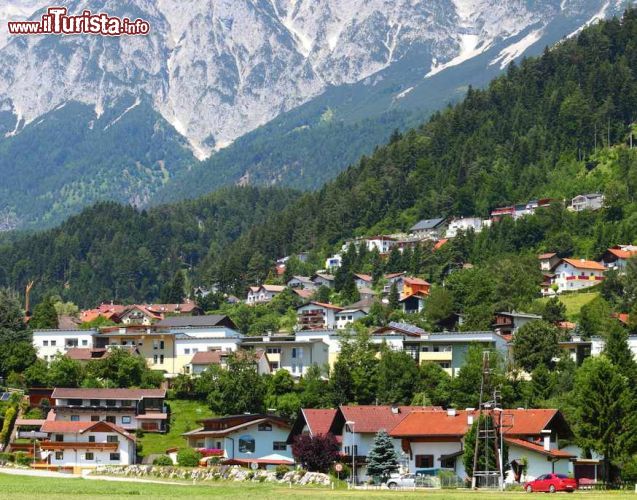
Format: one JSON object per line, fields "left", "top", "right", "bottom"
{"left": 541, "top": 429, "right": 551, "bottom": 451}
{"left": 466, "top": 408, "right": 475, "bottom": 425}
{"left": 447, "top": 408, "right": 457, "bottom": 417}
{"left": 391, "top": 405, "right": 399, "bottom": 414}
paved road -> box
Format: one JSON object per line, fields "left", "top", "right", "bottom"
{"left": 0, "top": 467, "right": 78, "bottom": 478}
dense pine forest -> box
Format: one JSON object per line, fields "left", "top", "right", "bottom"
{"left": 2, "top": 10, "right": 637, "bottom": 306}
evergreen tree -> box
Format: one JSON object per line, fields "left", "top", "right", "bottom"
{"left": 376, "top": 344, "right": 419, "bottom": 405}
{"left": 573, "top": 356, "right": 637, "bottom": 483}
{"left": 161, "top": 270, "right": 185, "bottom": 303}
{"left": 329, "top": 360, "right": 354, "bottom": 406}
{"left": 542, "top": 297, "right": 566, "bottom": 324}
{"left": 512, "top": 321, "right": 559, "bottom": 372}
{"left": 30, "top": 296, "right": 58, "bottom": 329}
{"left": 366, "top": 430, "right": 400, "bottom": 481}
{"left": 388, "top": 282, "right": 400, "bottom": 311}
{"left": 529, "top": 364, "right": 555, "bottom": 407}
{"left": 603, "top": 323, "right": 637, "bottom": 386}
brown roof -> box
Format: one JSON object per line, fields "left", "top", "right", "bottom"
{"left": 262, "top": 284, "right": 286, "bottom": 292}
{"left": 561, "top": 258, "right": 606, "bottom": 271}
{"left": 404, "top": 277, "right": 430, "bottom": 286}
{"left": 51, "top": 388, "right": 166, "bottom": 400}
{"left": 57, "top": 315, "right": 81, "bottom": 330}
{"left": 606, "top": 248, "right": 637, "bottom": 260}
{"left": 505, "top": 437, "right": 575, "bottom": 458}
{"left": 354, "top": 274, "right": 373, "bottom": 282}
{"left": 302, "top": 409, "right": 337, "bottom": 436}
{"left": 391, "top": 409, "right": 562, "bottom": 438}
{"left": 538, "top": 253, "right": 557, "bottom": 260}
{"left": 300, "top": 301, "right": 343, "bottom": 311}
{"left": 384, "top": 273, "right": 405, "bottom": 280}
{"left": 293, "top": 289, "right": 314, "bottom": 299}
{"left": 65, "top": 348, "right": 108, "bottom": 361}
{"left": 190, "top": 351, "right": 224, "bottom": 365}
{"left": 146, "top": 302, "right": 200, "bottom": 314}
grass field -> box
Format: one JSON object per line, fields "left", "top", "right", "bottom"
{"left": 1, "top": 473, "right": 636, "bottom": 500}
{"left": 140, "top": 400, "right": 212, "bottom": 457}
{"left": 536, "top": 291, "right": 600, "bottom": 321}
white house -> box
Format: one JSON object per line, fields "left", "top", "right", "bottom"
{"left": 570, "top": 193, "right": 604, "bottom": 212}
{"left": 391, "top": 408, "right": 585, "bottom": 485}
{"left": 296, "top": 302, "right": 343, "bottom": 330}
{"left": 183, "top": 414, "right": 293, "bottom": 469}
{"left": 552, "top": 258, "right": 606, "bottom": 293}
{"left": 186, "top": 349, "right": 271, "bottom": 376}
{"left": 40, "top": 420, "right": 136, "bottom": 468}
{"left": 246, "top": 284, "right": 286, "bottom": 305}
{"left": 354, "top": 273, "right": 373, "bottom": 289}
{"left": 410, "top": 218, "right": 448, "bottom": 240}
{"left": 33, "top": 329, "right": 97, "bottom": 363}
{"left": 50, "top": 388, "right": 168, "bottom": 433}
{"left": 286, "top": 276, "right": 315, "bottom": 289}
{"left": 335, "top": 308, "right": 367, "bottom": 329}
{"left": 241, "top": 336, "right": 329, "bottom": 377}
{"left": 311, "top": 272, "right": 336, "bottom": 288}
{"left": 538, "top": 253, "right": 561, "bottom": 272}
{"left": 600, "top": 245, "right": 637, "bottom": 273}
{"left": 325, "top": 254, "right": 342, "bottom": 271}
{"left": 343, "top": 236, "right": 397, "bottom": 254}
{"left": 445, "top": 217, "right": 485, "bottom": 238}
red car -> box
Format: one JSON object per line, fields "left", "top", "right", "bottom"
{"left": 525, "top": 473, "right": 578, "bottom": 493}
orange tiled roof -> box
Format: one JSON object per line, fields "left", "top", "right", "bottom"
{"left": 505, "top": 437, "right": 575, "bottom": 458}
{"left": 561, "top": 258, "right": 606, "bottom": 271}
{"left": 340, "top": 405, "right": 441, "bottom": 434}
{"left": 607, "top": 248, "right": 637, "bottom": 260}
{"left": 302, "top": 409, "right": 337, "bottom": 436}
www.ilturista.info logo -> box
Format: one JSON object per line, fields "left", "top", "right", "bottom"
{"left": 8, "top": 7, "right": 150, "bottom": 36}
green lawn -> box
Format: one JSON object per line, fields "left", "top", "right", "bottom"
{"left": 1, "top": 474, "right": 635, "bottom": 500}
{"left": 140, "top": 399, "right": 212, "bottom": 457}
{"left": 536, "top": 291, "right": 600, "bottom": 321}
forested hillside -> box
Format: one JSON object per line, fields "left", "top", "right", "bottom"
{"left": 2, "top": 10, "right": 637, "bottom": 306}
{"left": 0, "top": 188, "right": 298, "bottom": 307}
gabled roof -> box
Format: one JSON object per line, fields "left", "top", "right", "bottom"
{"left": 538, "top": 253, "right": 557, "bottom": 260}
{"left": 505, "top": 437, "right": 575, "bottom": 458}
{"left": 374, "top": 321, "right": 426, "bottom": 337}
{"left": 41, "top": 420, "right": 135, "bottom": 440}
{"left": 184, "top": 414, "right": 290, "bottom": 438}
{"left": 302, "top": 409, "right": 337, "bottom": 436}
{"left": 403, "top": 277, "right": 430, "bottom": 286}
{"left": 384, "top": 272, "right": 405, "bottom": 280}
{"left": 390, "top": 409, "right": 564, "bottom": 438}
{"left": 297, "top": 301, "right": 343, "bottom": 311}
{"left": 293, "top": 289, "right": 314, "bottom": 299}
{"left": 605, "top": 247, "right": 637, "bottom": 260}
{"left": 65, "top": 348, "right": 109, "bottom": 361}
{"left": 312, "top": 272, "right": 335, "bottom": 281}
{"left": 261, "top": 284, "right": 286, "bottom": 293}
{"left": 354, "top": 273, "right": 373, "bottom": 282}
{"left": 433, "top": 239, "right": 448, "bottom": 250}
{"left": 560, "top": 258, "right": 606, "bottom": 271}
{"left": 51, "top": 388, "right": 166, "bottom": 400}
{"left": 339, "top": 405, "right": 432, "bottom": 434}
{"left": 411, "top": 218, "right": 446, "bottom": 231}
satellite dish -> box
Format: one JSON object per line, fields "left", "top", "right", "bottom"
{"left": 250, "top": 462, "right": 259, "bottom": 470}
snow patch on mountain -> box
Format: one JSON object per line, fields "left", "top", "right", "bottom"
{"left": 491, "top": 29, "right": 544, "bottom": 69}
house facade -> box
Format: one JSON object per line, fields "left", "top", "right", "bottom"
{"left": 600, "top": 245, "right": 637, "bottom": 273}
{"left": 183, "top": 414, "right": 293, "bottom": 468}
{"left": 493, "top": 311, "right": 543, "bottom": 337}
{"left": 551, "top": 258, "right": 606, "bottom": 293}
{"left": 445, "top": 218, "right": 486, "bottom": 238}
{"left": 246, "top": 285, "right": 286, "bottom": 305}
{"left": 296, "top": 302, "right": 342, "bottom": 330}
{"left": 33, "top": 329, "right": 97, "bottom": 363}
{"left": 40, "top": 420, "right": 136, "bottom": 468}
{"left": 410, "top": 218, "right": 448, "bottom": 240}
{"left": 241, "top": 336, "right": 329, "bottom": 377}
{"left": 570, "top": 193, "right": 604, "bottom": 212}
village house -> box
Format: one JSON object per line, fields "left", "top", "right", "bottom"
{"left": 390, "top": 408, "right": 588, "bottom": 485}
{"left": 399, "top": 292, "right": 427, "bottom": 314}
{"left": 246, "top": 284, "right": 286, "bottom": 305}
{"left": 383, "top": 272, "right": 407, "bottom": 294}
{"left": 296, "top": 302, "right": 343, "bottom": 330}
{"left": 241, "top": 335, "right": 329, "bottom": 376}
{"left": 286, "top": 276, "right": 315, "bottom": 289}
{"left": 560, "top": 333, "right": 637, "bottom": 365}
{"left": 325, "top": 254, "right": 342, "bottom": 271}
{"left": 186, "top": 349, "right": 271, "bottom": 376}
{"left": 551, "top": 258, "right": 606, "bottom": 294}
{"left": 182, "top": 414, "right": 293, "bottom": 469}
{"left": 402, "top": 277, "right": 431, "bottom": 297}
{"left": 569, "top": 193, "right": 605, "bottom": 212}
{"left": 335, "top": 308, "right": 368, "bottom": 329}
{"left": 538, "top": 252, "right": 561, "bottom": 272}
{"left": 39, "top": 420, "right": 136, "bottom": 469}
{"left": 49, "top": 388, "right": 168, "bottom": 433}
{"left": 445, "top": 217, "right": 487, "bottom": 238}
{"left": 32, "top": 328, "right": 97, "bottom": 363}
{"left": 493, "top": 311, "right": 543, "bottom": 337}
{"left": 354, "top": 273, "right": 373, "bottom": 289}
{"left": 410, "top": 218, "right": 448, "bottom": 240}
{"left": 118, "top": 305, "right": 163, "bottom": 325}
{"left": 600, "top": 245, "right": 637, "bottom": 273}
{"left": 342, "top": 236, "right": 398, "bottom": 254}
{"left": 311, "top": 272, "right": 336, "bottom": 288}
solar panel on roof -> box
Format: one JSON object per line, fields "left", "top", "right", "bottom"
{"left": 388, "top": 322, "right": 425, "bottom": 335}
{"left": 0, "top": 392, "right": 11, "bottom": 401}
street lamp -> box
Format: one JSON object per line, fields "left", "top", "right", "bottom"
{"left": 345, "top": 420, "right": 355, "bottom": 487}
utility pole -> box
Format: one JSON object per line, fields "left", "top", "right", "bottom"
{"left": 25, "top": 280, "right": 35, "bottom": 321}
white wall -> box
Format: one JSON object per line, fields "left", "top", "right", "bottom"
{"left": 33, "top": 330, "right": 95, "bottom": 361}
{"left": 407, "top": 441, "right": 464, "bottom": 476}
{"left": 47, "top": 431, "right": 134, "bottom": 466}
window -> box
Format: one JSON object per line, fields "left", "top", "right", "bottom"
{"left": 55, "top": 451, "right": 63, "bottom": 460}
{"left": 54, "top": 434, "right": 64, "bottom": 442}
{"left": 153, "top": 355, "right": 158, "bottom": 364}
{"left": 437, "top": 361, "right": 451, "bottom": 369}
{"left": 91, "top": 415, "right": 100, "bottom": 422}
{"left": 51, "top": 340, "right": 57, "bottom": 346}
{"left": 88, "top": 436, "right": 95, "bottom": 443}
{"left": 65, "top": 338, "right": 78, "bottom": 348}
{"left": 160, "top": 354, "right": 164, "bottom": 364}
{"left": 105, "top": 399, "right": 116, "bottom": 407}
{"left": 85, "top": 453, "right": 94, "bottom": 461}
{"left": 107, "top": 435, "right": 119, "bottom": 443}
{"left": 105, "top": 416, "right": 116, "bottom": 424}
{"left": 273, "top": 442, "right": 287, "bottom": 451}
{"left": 121, "top": 416, "right": 131, "bottom": 424}
{"left": 258, "top": 423, "right": 272, "bottom": 431}
{"left": 415, "top": 455, "right": 434, "bottom": 468}
{"left": 160, "top": 340, "right": 165, "bottom": 349}
{"left": 69, "top": 399, "right": 82, "bottom": 406}
{"left": 90, "top": 399, "right": 100, "bottom": 406}
{"left": 238, "top": 435, "right": 255, "bottom": 453}
{"left": 192, "top": 348, "right": 199, "bottom": 353}
{"left": 82, "top": 339, "right": 88, "bottom": 346}
{"left": 266, "top": 347, "right": 281, "bottom": 354}
{"left": 43, "top": 340, "right": 49, "bottom": 346}
{"left": 184, "top": 348, "right": 190, "bottom": 355}
{"left": 121, "top": 400, "right": 133, "bottom": 407}
{"left": 70, "top": 415, "right": 80, "bottom": 422}
{"left": 110, "top": 453, "right": 121, "bottom": 461}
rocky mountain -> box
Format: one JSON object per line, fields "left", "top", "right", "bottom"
{"left": 0, "top": 0, "right": 628, "bottom": 228}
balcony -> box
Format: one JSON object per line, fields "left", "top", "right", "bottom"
{"left": 41, "top": 441, "right": 118, "bottom": 451}
{"left": 419, "top": 351, "right": 453, "bottom": 362}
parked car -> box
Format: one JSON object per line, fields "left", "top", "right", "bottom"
{"left": 524, "top": 473, "right": 578, "bottom": 493}
{"left": 387, "top": 473, "right": 417, "bottom": 489}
